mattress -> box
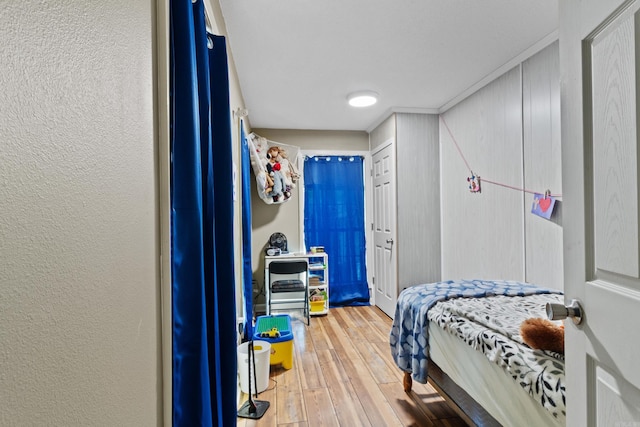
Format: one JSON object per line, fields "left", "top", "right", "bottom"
{"left": 429, "top": 320, "right": 563, "bottom": 427}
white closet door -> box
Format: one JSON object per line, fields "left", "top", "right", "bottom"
{"left": 372, "top": 141, "right": 397, "bottom": 317}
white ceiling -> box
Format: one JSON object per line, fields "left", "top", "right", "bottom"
{"left": 218, "top": 1, "right": 558, "bottom": 132}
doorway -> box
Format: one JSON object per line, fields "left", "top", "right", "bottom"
{"left": 302, "top": 154, "right": 370, "bottom": 306}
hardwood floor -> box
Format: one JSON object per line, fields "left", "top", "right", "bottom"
{"left": 237, "top": 305, "right": 468, "bottom": 427}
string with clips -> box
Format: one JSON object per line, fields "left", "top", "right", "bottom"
{"left": 441, "top": 116, "right": 562, "bottom": 199}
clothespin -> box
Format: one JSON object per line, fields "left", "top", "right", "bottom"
{"left": 544, "top": 190, "right": 551, "bottom": 199}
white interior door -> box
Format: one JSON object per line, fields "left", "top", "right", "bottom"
{"left": 562, "top": 1, "right": 640, "bottom": 425}
{"left": 372, "top": 142, "right": 397, "bottom": 317}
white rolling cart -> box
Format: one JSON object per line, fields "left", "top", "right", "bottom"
{"left": 264, "top": 252, "right": 329, "bottom": 319}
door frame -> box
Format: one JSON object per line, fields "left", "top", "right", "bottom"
{"left": 297, "top": 149, "right": 374, "bottom": 303}
{"left": 155, "top": 0, "right": 172, "bottom": 424}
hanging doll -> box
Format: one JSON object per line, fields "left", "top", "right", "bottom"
{"left": 266, "top": 146, "right": 291, "bottom": 202}
{"left": 249, "top": 134, "right": 275, "bottom": 196}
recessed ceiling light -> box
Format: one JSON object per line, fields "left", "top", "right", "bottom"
{"left": 347, "top": 91, "right": 378, "bottom": 107}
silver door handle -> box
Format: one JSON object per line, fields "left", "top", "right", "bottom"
{"left": 546, "top": 299, "right": 583, "bottom": 325}
{"left": 386, "top": 238, "right": 394, "bottom": 244}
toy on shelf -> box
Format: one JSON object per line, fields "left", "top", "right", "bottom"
{"left": 259, "top": 327, "right": 281, "bottom": 338}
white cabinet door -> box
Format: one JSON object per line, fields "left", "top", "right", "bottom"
{"left": 562, "top": 1, "right": 640, "bottom": 425}
{"left": 372, "top": 141, "right": 397, "bottom": 317}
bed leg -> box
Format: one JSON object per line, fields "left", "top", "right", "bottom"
{"left": 403, "top": 371, "right": 412, "bottom": 393}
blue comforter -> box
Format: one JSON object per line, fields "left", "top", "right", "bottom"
{"left": 389, "top": 279, "right": 562, "bottom": 383}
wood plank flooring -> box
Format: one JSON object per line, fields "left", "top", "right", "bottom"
{"left": 237, "top": 306, "right": 468, "bottom": 427}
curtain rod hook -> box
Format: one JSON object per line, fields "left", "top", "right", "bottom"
{"left": 235, "top": 108, "right": 249, "bottom": 118}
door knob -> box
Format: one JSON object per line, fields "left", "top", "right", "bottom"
{"left": 546, "top": 299, "right": 583, "bottom": 325}
{"left": 386, "top": 238, "right": 394, "bottom": 244}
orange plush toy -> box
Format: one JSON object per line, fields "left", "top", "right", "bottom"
{"left": 520, "top": 318, "right": 565, "bottom": 354}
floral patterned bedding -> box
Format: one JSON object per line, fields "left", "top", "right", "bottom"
{"left": 389, "top": 279, "right": 565, "bottom": 419}
{"left": 429, "top": 293, "right": 566, "bottom": 419}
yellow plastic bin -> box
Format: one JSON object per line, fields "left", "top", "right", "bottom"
{"left": 254, "top": 314, "right": 294, "bottom": 370}
{"left": 310, "top": 300, "right": 325, "bottom": 313}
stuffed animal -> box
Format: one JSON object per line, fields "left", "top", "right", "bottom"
{"left": 520, "top": 318, "right": 565, "bottom": 354}
{"left": 276, "top": 148, "right": 299, "bottom": 187}
{"left": 248, "top": 133, "right": 275, "bottom": 196}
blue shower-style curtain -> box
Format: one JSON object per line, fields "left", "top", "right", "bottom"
{"left": 304, "top": 156, "right": 370, "bottom": 306}
{"left": 170, "top": 1, "right": 236, "bottom": 426}
{"left": 240, "top": 123, "right": 254, "bottom": 339}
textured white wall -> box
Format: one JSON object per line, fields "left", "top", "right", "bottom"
{"left": 440, "top": 42, "right": 562, "bottom": 289}
{"left": 0, "top": 1, "right": 160, "bottom": 425}
{"left": 522, "top": 41, "right": 563, "bottom": 290}
{"left": 440, "top": 66, "right": 525, "bottom": 281}
{"left": 396, "top": 113, "right": 441, "bottom": 288}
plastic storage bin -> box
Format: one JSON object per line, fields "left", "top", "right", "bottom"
{"left": 237, "top": 340, "right": 271, "bottom": 394}
{"left": 253, "top": 314, "right": 294, "bottom": 369}
{"left": 310, "top": 299, "right": 325, "bottom": 312}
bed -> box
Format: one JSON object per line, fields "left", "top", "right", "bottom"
{"left": 389, "top": 279, "right": 565, "bottom": 427}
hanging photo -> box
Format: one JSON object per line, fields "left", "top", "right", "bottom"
{"left": 467, "top": 174, "right": 481, "bottom": 193}
{"left": 532, "top": 193, "right": 556, "bottom": 219}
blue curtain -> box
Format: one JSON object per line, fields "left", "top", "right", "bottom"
{"left": 240, "top": 123, "right": 254, "bottom": 339}
{"left": 304, "top": 156, "right": 370, "bottom": 306}
{"left": 170, "top": 1, "right": 236, "bottom": 426}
